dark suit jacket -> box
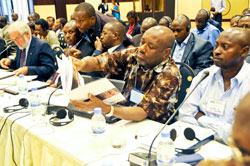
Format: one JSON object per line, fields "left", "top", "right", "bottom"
{"left": 132, "top": 33, "right": 142, "bottom": 47}
{"left": 10, "top": 37, "right": 56, "bottom": 81}
{"left": 170, "top": 33, "right": 214, "bottom": 74}
{"left": 0, "top": 38, "right": 7, "bottom": 60}
{"left": 126, "top": 23, "right": 141, "bottom": 37}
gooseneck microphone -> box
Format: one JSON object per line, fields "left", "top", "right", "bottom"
{"left": 0, "top": 45, "right": 11, "bottom": 56}
{"left": 129, "top": 71, "right": 210, "bottom": 166}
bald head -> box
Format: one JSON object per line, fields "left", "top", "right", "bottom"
{"left": 220, "top": 28, "right": 250, "bottom": 47}
{"left": 141, "top": 17, "right": 157, "bottom": 34}
{"left": 159, "top": 16, "right": 172, "bottom": 28}
{"left": 144, "top": 25, "right": 175, "bottom": 49}
{"left": 104, "top": 21, "right": 125, "bottom": 42}
{"left": 172, "top": 14, "right": 191, "bottom": 30}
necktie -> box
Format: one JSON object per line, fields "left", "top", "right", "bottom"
{"left": 20, "top": 49, "right": 26, "bottom": 67}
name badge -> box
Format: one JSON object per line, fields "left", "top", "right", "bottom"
{"left": 130, "top": 88, "right": 144, "bottom": 105}
{"left": 206, "top": 98, "right": 225, "bottom": 116}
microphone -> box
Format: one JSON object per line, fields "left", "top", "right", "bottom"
{"left": 46, "top": 84, "right": 63, "bottom": 115}
{"left": 0, "top": 45, "right": 11, "bottom": 55}
{"left": 128, "top": 71, "right": 210, "bottom": 166}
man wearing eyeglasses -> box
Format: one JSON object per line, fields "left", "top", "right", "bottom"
{"left": 0, "top": 21, "right": 56, "bottom": 81}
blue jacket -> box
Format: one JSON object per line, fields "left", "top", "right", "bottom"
{"left": 10, "top": 36, "right": 56, "bottom": 81}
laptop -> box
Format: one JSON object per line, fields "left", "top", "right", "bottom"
{"left": 68, "top": 75, "right": 125, "bottom": 124}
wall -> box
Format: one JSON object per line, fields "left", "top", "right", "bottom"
{"left": 34, "top": 5, "right": 56, "bottom": 19}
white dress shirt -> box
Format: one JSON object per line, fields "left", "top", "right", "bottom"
{"left": 211, "top": 0, "right": 226, "bottom": 13}
{"left": 179, "top": 62, "right": 250, "bottom": 144}
{"left": 172, "top": 33, "right": 191, "bottom": 63}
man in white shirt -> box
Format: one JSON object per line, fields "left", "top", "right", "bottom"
{"left": 211, "top": 0, "right": 226, "bottom": 25}
{"left": 179, "top": 28, "right": 250, "bottom": 144}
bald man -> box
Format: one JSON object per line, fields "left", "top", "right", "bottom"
{"left": 237, "top": 15, "right": 250, "bottom": 63}
{"left": 179, "top": 28, "right": 250, "bottom": 144}
{"left": 92, "top": 21, "right": 126, "bottom": 56}
{"left": 159, "top": 16, "right": 172, "bottom": 28}
{"left": 132, "top": 17, "right": 157, "bottom": 47}
{"left": 170, "top": 14, "right": 213, "bottom": 74}
{"left": 70, "top": 26, "right": 181, "bottom": 122}
{"left": 192, "top": 9, "right": 220, "bottom": 48}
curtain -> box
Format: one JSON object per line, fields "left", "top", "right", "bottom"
{"left": 0, "top": 0, "right": 13, "bottom": 22}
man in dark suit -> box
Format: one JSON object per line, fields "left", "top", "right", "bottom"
{"left": 72, "top": 2, "right": 115, "bottom": 59}
{"left": 170, "top": 15, "right": 214, "bottom": 74}
{"left": 0, "top": 37, "right": 7, "bottom": 60}
{"left": 0, "top": 21, "right": 56, "bottom": 81}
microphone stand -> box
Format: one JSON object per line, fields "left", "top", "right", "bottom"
{"left": 129, "top": 71, "right": 209, "bottom": 166}
{"left": 46, "top": 84, "right": 63, "bottom": 115}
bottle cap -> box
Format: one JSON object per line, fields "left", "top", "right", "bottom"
{"left": 31, "top": 87, "right": 38, "bottom": 91}
{"left": 94, "top": 107, "right": 102, "bottom": 114}
{"left": 19, "top": 74, "right": 24, "bottom": 78}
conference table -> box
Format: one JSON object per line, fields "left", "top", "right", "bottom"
{"left": 0, "top": 88, "right": 234, "bottom": 166}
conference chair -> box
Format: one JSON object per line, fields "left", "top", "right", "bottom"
{"left": 174, "top": 62, "right": 196, "bottom": 109}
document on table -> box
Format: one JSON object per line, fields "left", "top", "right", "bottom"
{"left": 0, "top": 71, "right": 15, "bottom": 80}
{"left": 66, "top": 78, "right": 126, "bottom": 105}
{"left": 0, "top": 75, "right": 37, "bottom": 89}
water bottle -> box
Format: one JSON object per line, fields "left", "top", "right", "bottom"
{"left": 91, "top": 107, "right": 106, "bottom": 135}
{"left": 30, "top": 88, "right": 43, "bottom": 123}
{"left": 157, "top": 130, "right": 176, "bottom": 166}
{"left": 17, "top": 74, "right": 28, "bottom": 95}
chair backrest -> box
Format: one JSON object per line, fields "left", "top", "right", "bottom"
{"left": 174, "top": 62, "right": 196, "bottom": 109}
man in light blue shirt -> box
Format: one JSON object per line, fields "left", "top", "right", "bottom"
{"left": 179, "top": 28, "right": 250, "bottom": 144}
{"left": 192, "top": 9, "right": 220, "bottom": 48}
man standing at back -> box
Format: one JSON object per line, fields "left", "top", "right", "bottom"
{"left": 0, "top": 21, "right": 56, "bottom": 81}
{"left": 72, "top": 2, "right": 115, "bottom": 59}
{"left": 192, "top": 9, "right": 220, "bottom": 48}
{"left": 179, "top": 28, "right": 250, "bottom": 144}
{"left": 211, "top": 0, "right": 226, "bottom": 25}
{"left": 171, "top": 14, "right": 213, "bottom": 74}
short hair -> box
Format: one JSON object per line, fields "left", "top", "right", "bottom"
{"left": 74, "top": 2, "right": 96, "bottom": 18}
{"left": 179, "top": 14, "right": 191, "bottom": 28}
{"left": 231, "top": 15, "right": 243, "bottom": 20}
{"left": 33, "top": 13, "right": 40, "bottom": 19}
{"left": 35, "top": 19, "right": 49, "bottom": 31}
{"left": 242, "top": 8, "right": 250, "bottom": 15}
{"left": 27, "top": 22, "right": 35, "bottom": 31}
{"left": 8, "top": 21, "right": 31, "bottom": 36}
{"left": 127, "top": 10, "right": 137, "bottom": 22}
{"left": 0, "top": 16, "right": 7, "bottom": 24}
{"left": 59, "top": 18, "right": 67, "bottom": 27}
{"left": 47, "top": 16, "right": 55, "bottom": 22}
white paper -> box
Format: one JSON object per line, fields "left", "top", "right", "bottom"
{"left": 66, "top": 78, "right": 125, "bottom": 105}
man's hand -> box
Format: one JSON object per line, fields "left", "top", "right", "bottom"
{"left": 195, "top": 111, "right": 205, "bottom": 120}
{"left": 46, "top": 80, "right": 57, "bottom": 88}
{"left": 70, "top": 93, "right": 110, "bottom": 114}
{"left": 94, "top": 37, "right": 103, "bottom": 52}
{"left": 0, "top": 58, "right": 11, "bottom": 69}
{"left": 71, "top": 56, "right": 86, "bottom": 71}
{"left": 64, "top": 48, "right": 82, "bottom": 59}
{"left": 14, "top": 66, "right": 28, "bottom": 76}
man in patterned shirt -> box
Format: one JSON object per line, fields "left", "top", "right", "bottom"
{"left": 70, "top": 26, "right": 181, "bottom": 122}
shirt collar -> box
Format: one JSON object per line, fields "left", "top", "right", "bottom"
{"left": 175, "top": 33, "right": 191, "bottom": 47}
{"left": 214, "top": 62, "right": 248, "bottom": 84}
{"left": 108, "top": 44, "right": 120, "bottom": 53}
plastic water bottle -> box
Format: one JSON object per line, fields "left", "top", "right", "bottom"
{"left": 91, "top": 107, "right": 106, "bottom": 134}
{"left": 17, "top": 74, "right": 28, "bottom": 95}
{"left": 157, "top": 130, "right": 176, "bottom": 166}
{"left": 30, "top": 88, "right": 43, "bottom": 123}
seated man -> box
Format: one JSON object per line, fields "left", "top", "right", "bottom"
{"left": 70, "top": 26, "right": 181, "bottom": 122}
{"left": 132, "top": 17, "right": 157, "bottom": 47}
{"left": 179, "top": 28, "right": 250, "bottom": 144}
{"left": 198, "top": 91, "right": 250, "bottom": 166}
{"left": 171, "top": 14, "right": 214, "bottom": 74}
{"left": 192, "top": 9, "right": 220, "bottom": 48}
{"left": 0, "top": 21, "right": 56, "bottom": 81}
{"left": 92, "top": 21, "right": 126, "bottom": 56}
